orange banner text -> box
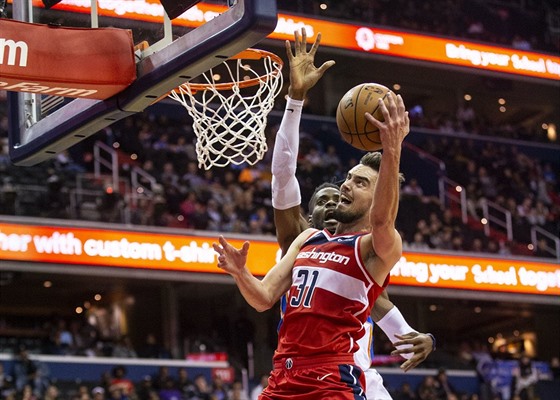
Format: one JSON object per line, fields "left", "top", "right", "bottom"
{"left": 23, "top": 0, "right": 560, "bottom": 81}
{"left": 1, "top": 222, "right": 559, "bottom": 296}
{"left": 0, "top": 222, "right": 280, "bottom": 275}
{"left": 390, "top": 252, "right": 560, "bottom": 296}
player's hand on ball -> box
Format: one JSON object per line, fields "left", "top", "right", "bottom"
{"left": 391, "top": 332, "right": 433, "bottom": 372}
{"left": 364, "top": 92, "right": 409, "bottom": 153}
{"left": 213, "top": 236, "right": 250, "bottom": 276}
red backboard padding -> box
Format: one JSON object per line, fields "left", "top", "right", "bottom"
{"left": 0, "top": 19, "right": 136, "bottom": 100}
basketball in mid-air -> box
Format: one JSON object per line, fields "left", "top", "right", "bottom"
{"left": 336, "top": 83, "right": 391, "bottom": 151}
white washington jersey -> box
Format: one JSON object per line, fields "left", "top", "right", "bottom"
{"left": 274, "top": 229, "right": 388, "bottom": 366}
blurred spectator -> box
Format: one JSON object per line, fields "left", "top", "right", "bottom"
{"left": 407, "top": 231, "right": 431, "bottom": 251}
{"left": 138, "top": 334, "right": 169, "bottom": 359}
{"left": 512, "top": 355, "right": 539, "bottom": 400}
{"left": 394, "top": 382, "right": 417, "bottom": 400}
{"left": 97, "top": 184, "right": 125, "bottom": 223}
{"left": 402, "top": 178, "right": 425, "bottom": 198}
{"left": 42, "top": 173, "right": 68, "bottom": 219}
{"left": 456, "top": 100, "right": 477, "bottom": 133}
{"left": 250, "top": 374, "right": 269, "bottom": 400}
{"left": 12, "top": 347, "right": 50, "bottom": 397}
{"left": 533, "top": 238, "right": 552, "bottom": 258}
{"left": 248, "top": 207, "right": 274, "bottom": 234}
{"left": 0, "top": 362, "right": 16, "bottom": 399}
{"left": 177, "top": 368, "right": 193, "bottom": 394}
{"left": 48, "top": 318, "right": 74, "bottom": 355}
{"left": 153, "top": 366, "right": 172, "bottom": 391}
{"left": 21, "top": 384, "right": 38, "bottom": 400}
{"left": 210, "top": 375, "right": 229, "bottom": 400}
{"left": 417, "top": 375, "right": 439, "bottom": 400}
{"left": 206, "top": 198, "right": 222, "bottom": 231}
{"left": 184, "top": 374, "right": 212, "bottom": 400}
{"left": 112, "top": 335, "right": 138, "bottom": 358}
{"left": 108, "top": 366, "right": 135, "bottom": 399}
{"left": 44, "top": 384, "right": 60, "bottom": 400}
{"left": 228, "top": 380, "right": 249, "bottom": 400}
{"left": 136, "top": 376, "right": 155, "bottom": 400}
{"left": 92, "top": 386, "right": 106, "bottom": 400}
{"left": 550, "top": 356, "right": 560, "bottom": 381}
{"left": 512, "top": 35, "right": 532, "bottom": 50}
{"left": 75, "top": 384, "right": 92, "bottom": 400}
{"left": 435, "top": 368, "right": 457, "bottom": 399}
{"left": 0, "top": 179, "right": 16, "bottom": 215}
{"left": 158, "top": 378, "right": 181, "bottom": 400}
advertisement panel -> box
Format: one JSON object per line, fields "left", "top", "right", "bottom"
{"left": 21, "top": 0, "right": 560, "bottom": 81}
{"left": 1, "top": 222, "right": 559, "bottom": 296}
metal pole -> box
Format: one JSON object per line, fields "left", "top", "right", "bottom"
{"left": 13, "top": 0, "right": 40, "bottom": 130}
{"left": 460, "top": 186, "right": 468, "bottom": 224}
{"left": 91, "top": 0, "right": 99, "bottom": 28}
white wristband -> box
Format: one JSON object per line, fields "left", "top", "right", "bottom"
{"left": 376, "top": 306, "right": 417, "bottom": 360}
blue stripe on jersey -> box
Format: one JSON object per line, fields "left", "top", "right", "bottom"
{"left": 277, "top": 293, "right": 288, "bottom": 333}
{"left": 338, "top": 364, "right": 366, "bottom": 400}
{"left": 303, "top": 230, "right": 364, "bottom": 248}
{"left": 367, "top": 316, "right": 376, "bottom": 360}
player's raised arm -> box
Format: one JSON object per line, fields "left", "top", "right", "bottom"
{"left": 365, "top": 93, "right": 409, "bottom": 279}
{"left": 272, "top": 29, "right": 335, "bottom": 254}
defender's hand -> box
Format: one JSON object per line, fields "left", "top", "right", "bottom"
{"left": 391, "top": 332, "right": 434, "bottom": 372}
{"left": 285, "top": 28, "right": 335, "bottom": 99}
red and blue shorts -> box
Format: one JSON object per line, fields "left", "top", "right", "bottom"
{"left": 259, "top": 355, "right": 366, "bottom": 400}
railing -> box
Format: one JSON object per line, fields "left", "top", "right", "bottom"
{"left": 93, "top": 140, "right": 119, "bottom": 191}
{"left": 438, "top": 176, "right": 468, "bottom": 224}
{"left": 480, "top": 199, "right": 513, "bottom": 242}
{"left": 12, "top": 184, "right": 49, "bottom": 217}
{"left": 402, "top": 141, "right": 447, "bottom": 202}
{"left": 531, "top": 225, "right": 560, "bottom": 260}
{"left": 130, "top": 165, "right": 158, "bottom": 207}
{"left": 68, "top": 187, "right": 127, "bottom": 224}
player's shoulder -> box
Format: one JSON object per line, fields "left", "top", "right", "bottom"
{"left": 298, "top": 227, "right": 320, "bottom": 241}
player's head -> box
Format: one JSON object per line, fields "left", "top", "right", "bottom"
{"left": 308, "top": 182, "right": 340, "bottom": 233}
{"left": 334, "top": 152, "right": 404, "bottom": 225}
{"left": 358, "top": 152, "right": 405, "bottom": 184}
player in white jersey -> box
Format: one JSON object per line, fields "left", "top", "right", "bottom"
{"left": 271, "top": 30, "right": 434, "bottom": 398}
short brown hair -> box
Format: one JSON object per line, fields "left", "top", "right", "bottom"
{"left": 359, "top": 152, "right": 405, "bottom": 184}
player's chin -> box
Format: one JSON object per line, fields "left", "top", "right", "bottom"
{"left": 324, "top": 220, "right": 337, "bottom": 233}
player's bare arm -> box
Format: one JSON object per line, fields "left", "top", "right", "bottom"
{"left": 213, "top": 230, "right": 314, "bottom": 312}
{"left": 370, "top": 289, "right": 393, "bottom": 321}
{"left": 364, "top": 92, "right": 409, "bottom": 284}
{"left": 273, "top": 28, "right": 335, "bottom": 254}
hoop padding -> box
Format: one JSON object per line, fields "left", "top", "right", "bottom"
{"left": 168, "top": 49, "right": 283, "bottom": 169}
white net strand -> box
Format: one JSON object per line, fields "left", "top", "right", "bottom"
{"left": 169, "top": 52, "right": 283, "bottom": 170}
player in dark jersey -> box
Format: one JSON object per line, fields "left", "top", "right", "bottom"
{"left": 271, "top": 30, "right": 434, "bottom": 398}
{"left": 214, "top": 69, "right": 411, "bottom": 398}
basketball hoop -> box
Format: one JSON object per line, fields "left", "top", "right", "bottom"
{"left": 168, "top": 48, "right": 283, "bottom": 170}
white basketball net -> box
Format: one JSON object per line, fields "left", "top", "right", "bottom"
{"left": 168, "top": 50, "right": 283, "bottom": 170}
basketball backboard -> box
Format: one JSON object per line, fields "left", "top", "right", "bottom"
{"left": 4, "top": 0, "right": 278, "bottom": 166}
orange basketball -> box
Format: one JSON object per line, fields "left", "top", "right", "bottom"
{"left": 336, "top": 83, "right": 391, "bottom": 151}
